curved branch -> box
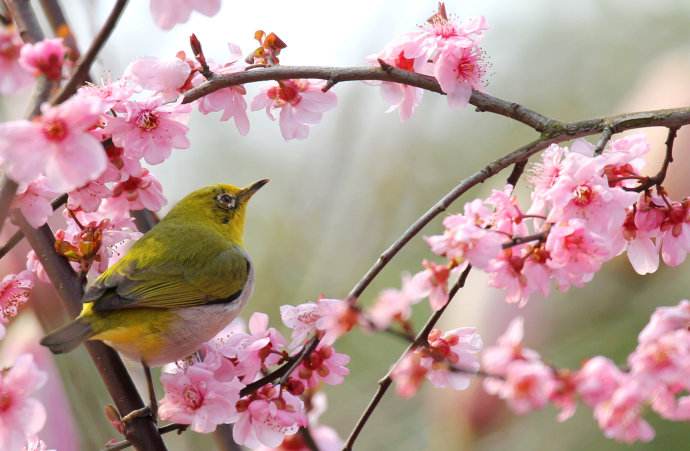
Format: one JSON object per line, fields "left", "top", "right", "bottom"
{"left": 182, "top": 65, "right": 558, "bottom": 132}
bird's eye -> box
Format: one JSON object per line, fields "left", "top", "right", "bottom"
{"left": 216, "top": 193, "right": 236, "bottom": 210}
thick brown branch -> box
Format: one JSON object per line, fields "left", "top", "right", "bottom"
{"left": 52, "top": 0, "right": 129, "bottom": 104}
{"left": 14, "top": 215, "right": 166, "bottom": 450}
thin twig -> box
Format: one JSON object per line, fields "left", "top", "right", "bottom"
{"left": 593, "top": 126, "right": 613, "bottom": 155}
{"left": 300, "top": 427, "right": 321, "bottom": 451}
{"left": 342, "top": 266, "right": 472, "bottom": 451}
{"left": 625, "top": 126, "right": 680, "bottom": 192}
{"left": 51, "top": 0, "right": 129, "bottom": 104}
{"left": 501, "top": 231, "right": 547, "bottom": 249}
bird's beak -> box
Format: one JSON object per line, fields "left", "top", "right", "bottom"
{"left": 239, "top": 178, "right": 270, "bottom": 200}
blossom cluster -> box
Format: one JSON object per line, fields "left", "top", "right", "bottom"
{"left": 157, "top": 308, "right": 349, "bottom": 449}
{"left": 371, "top": 133, "right": 687, "bottom": 311}
{"left": 482, "top": 300, "right": 690, "bottom": 443}
{"left": 369, "top": 3, "right": 488, "bottom": 120}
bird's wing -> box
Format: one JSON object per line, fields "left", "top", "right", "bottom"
{"left": 83, "top": 223, "right": 250, "bottom": 312}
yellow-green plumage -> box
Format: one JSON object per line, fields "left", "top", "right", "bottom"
{"left": 41, "top": 180, "right": 268, "bottom": 366}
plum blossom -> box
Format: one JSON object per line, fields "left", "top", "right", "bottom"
{"left": 392, "top": 327, "right": 481, "bottom": 397}
{"left": 295, "top": 345, "right": 350, "bottom": 388}
{"left": 124, "top": 56, "right": 191, "bottom": 98}
{"left": 18, "top": 38, "right": 67, "bottom": 81}
{"left": 280, "top": 298, "right": 356, "bottom": 346}
{"left": 575, "top": 356, "right": 626, "bottom": 408}
{"left": 194, "top": 44, "right": 249, "bottom": 135}
{"left": 594, "top": 380, "right": 654, "bottom": 444}
{"left": 12, "top": 178, "right": 59, "bottom": 228}
{"left": 0, "top": 354, "right": 48, "bottom": 451}
{"left": 0, "top": 271, "right": 33, "bottom": 339}
{"left": 233, "top": 384, "right": 307, "bottom": 449}
{"left": 108, "top": 169, "right": 166, "bottom": 214}
{"left": 483, "top": 360, "right": 556, "bottom": 414}
{"left": 434, "top": 44, "right": 484, "bottom": 108}
{"left": 159, "top": 361, "right": 244, "bottom": 433}
{"left": 0, "top": 95, "right": 107, "bottom": 191}
{"left": 149, "top": 0, "right": 221, "bottom": 30}
{"left": 68, "top": 180, "right": 112, "bottom": 213}
{"left": 367, "top": 273, "right": 424, "bottom": 330}
{"left": 482, "top": 317, "right": 540, "bottom": 375}
{"left": 638, "top": 300, "right": 690, "bottom": 344}
{"left": 104, "top": 97, "right": 191, "bottom": 164}
{"left": 0, "top": 27, "right": 32, "bottom": 94}
{"left": 251, "top": 79, "right": 337, "bottom": 140}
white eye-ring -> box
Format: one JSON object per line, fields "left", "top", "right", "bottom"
{"left": 216, "top": 193, "right": 236, "bottom": 210}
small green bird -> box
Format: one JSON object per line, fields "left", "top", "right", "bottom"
{"left": 41, "top": 179, "right": 268, "bottom": 419}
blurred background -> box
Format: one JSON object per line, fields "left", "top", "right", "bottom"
{"left": 2, "top": 0, "right": 690, "bottom": 449}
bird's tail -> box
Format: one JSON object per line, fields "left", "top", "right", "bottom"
{"left": 40, "top": 317, "right": 94, "bottom": 354}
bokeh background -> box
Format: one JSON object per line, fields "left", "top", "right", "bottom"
{"left": 2, "top": 0, "right": 690, "bottom": 449}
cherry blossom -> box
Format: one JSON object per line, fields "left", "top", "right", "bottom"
{"left": 483, "top": 360, "right": 556, "bottom": 414}
{"left": 367, "top": 273, "right": 422, "bottom": 330}
{"left": 0, "top": 95, "right": 107, "bottom": 191}
{"left": 68, "top": 179, "right": 112, "bottom": 213}
{"left": 251, "top": 79, "right": 337, "bottom": 140}
{"left": 434, "top": 44, "right": 484, "bottom": 108}
{"left": 0, "top": 27, "right": 32, "bottom": 94}
{"left": 12, "top": 177, "right": 59, "bottom": 228}
{"left": 233, "top": 384, "right": 307, "bottom": 449}
{"left": 149, "top": 0, "right": 221, "bottom": 30}
{"left": 159, "top": 362, "right": 244, "bottom": 433}
{"left": 108, "top": 169, "right": 166, "bottom": 214}
{"left": 594, "top": 380, "right": 654, "bottom": 443}
{"left": 104, "top": 96, "right": 191, "bottom": 164}
{"left": 575, "top": 356, "right": 626, "bottom": 408}
{"left": 0, "top": 354, "right": 47, "bottom": 451}
{"left": 18, "top": 38, "right": 67, "bottom": 81}
{"left": 280, "top": 298, "right": 356, "bottom": 346}
{"left": 423, "top": 327, "right": 482, "bottom": 390}
{"left": 482, "top": 317, "right": 540, "bottom": 375}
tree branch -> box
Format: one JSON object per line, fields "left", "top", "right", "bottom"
{"left": 342, "top": 266, "right": 472, "bottom": 451}
{"left": 51, "top": 0, "right": 129, "bottom": 104}
{"left": 183, "top": 65, "right": 558, "bottom": 132}
{"left": 625, "top": 126, "right": 680, "bottom": 192}
{"left": 13, "top": 215, "right": 166, "bottom": 451}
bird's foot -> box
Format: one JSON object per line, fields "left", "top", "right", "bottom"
{"left": 120, "top": 405, "right": 158, "bottom": 425}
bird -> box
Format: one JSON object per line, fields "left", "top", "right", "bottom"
{"left": 41, "top": 179, "right": 268, "bottom": 422}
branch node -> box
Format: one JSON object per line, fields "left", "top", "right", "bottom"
{"left": 377, "top": 58, "right": 394, "bottom": 73}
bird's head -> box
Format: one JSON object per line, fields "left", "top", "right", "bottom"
{"left": 164, "top": 179, "right": 269, "bottom": 244}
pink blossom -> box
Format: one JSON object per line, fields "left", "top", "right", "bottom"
{"left": 529, "top": 144, "right": 566, "bottom": 213}
{"left": 280, "top": 298, "right": 356, "bottom": 346}
{"left": 424, "top": 327, "right": 482, "bottom": 391}
{"left": 483, "top": 360, "right": 556, "bottom": 414}
{"left": 650, "top": 385, "right": 690, "bottom": 421}
{"left": 255, "top": 425, "right": 343, "bottom": 451}
{"left": 575, "top": 356, "right": 626, "bottom": 408}
{"left": 0, "top": 271, "right": 33, "bottom": 339}
{"left": 108, "top": 169, "right": 166, "bottom": 213}
{"left": 0, "top": 27, "right": 32, "bottom": 94}
{"left": 159, "top": 364, "right": 244, "bottom": 433}
{"left": 18, "top": 38, "right": 67, "bottom": 81}
{"left": 124, "top": 56, "right": 191, "bottom": 97}
{"left": 101, "top": 141, "right": 143, "bottom": 182}
{"left": 251, "top": 79, "right": 337, "bottom": 140}
{"left": 68, "top": 179, "right": 112, "bottom": 213}
{"left": 214, "top": 312, "right": 288, "bottom": 382}
{"left": 622, "top": 209, "right": 659, "bottom": 275}
{"left": 434, "top": 44, "right": 483, "bottom": 108}
{"left": 78, "top": 78, "right": 134, "bottom": 110}
{"left": 233, "top": 385, "right": 306, "bottom": 449}
{"left": 426, "top": 198, "right": 504, "bottom": 270}
{"left": 295, "top": 345, "right": 350, "bottom": 388}
{"left": 594, "top": 380, "right": 654, "bottom": 443}
{"left": 391, "top": 352, "right": 428, "bottom": 398}
{"left": 482, "top": 317, "right": 540, "bottom": 375}
{"left": 658, "top": 200, "right": 690, "bottom": 266}
{"left": 367, "top": 273, "right": 422, "bottom": 330}
{"left": 545, "top": 219, "right": 610, "bottom": 290}
{"left": 26, "top": 251, "right": 49, "bottom": 284}
{"left": 408, "top": 261, "right": 451, "bottom": 311}
{"left": 0, "top": 354, "right": 47, "bottom": 451}
{"left": 638, "top": 300, "right": 690, "bottom": 344}
{"left": 104, "top": 96, "right": 191, "bottom": 164}
{"left": 628, "top": 329, "right": 690, "bottom": 390}
{"left": 487, "top": 247, "right": 551, "bottom": 306}
{"left": 194, "top": 43, "right": 249, "bottom": 135}
{"left": 12, "top": 178, "right": 58, "bottom": 228}
{"left": 149, "top": 0, "right": 221, "bottom": 30}
{"left": 0, "top": 95, "right": 107, "bottom": 191}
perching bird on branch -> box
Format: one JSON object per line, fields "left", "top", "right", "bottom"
{"left": 41, "top": 179, "right": 268, "bottom": 422}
